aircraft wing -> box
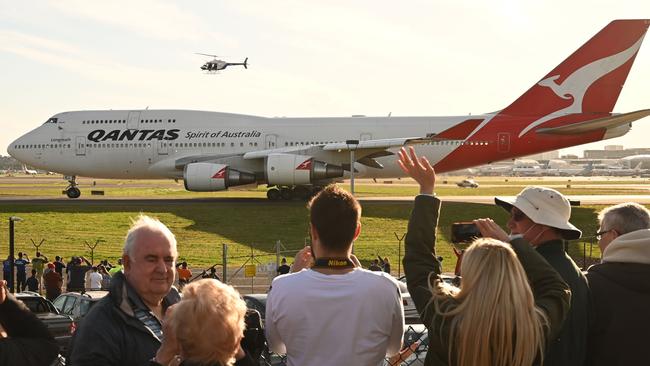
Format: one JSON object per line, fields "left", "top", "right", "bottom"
{"left": 174, "top": 153, "right": 243, "bottom": 169}
{"left": 536, "top": 109, "right": 650, "bottom": 135}
{"left": 243, "top": 134, "right": 442, "bottom": 160}
{"left": 241, "top": 134, "right": 445, "bottom": 169}
{"left": 321, "top": 135, "right": 441, "bottom": 151}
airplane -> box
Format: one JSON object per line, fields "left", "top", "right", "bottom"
{"left": 7, "top": 19, "right": 650, "bottom": 199}
{"left": 23, "top": 165, "right": 37, "bottom": 175}
{"left": 511, "top": 159, "right": 544, "bottom": 177}
{"left": 538, "top": 160, "right": 586, "bottom": 176}
{"left": 197, "top": 53, "right": 248, "bottom": 73}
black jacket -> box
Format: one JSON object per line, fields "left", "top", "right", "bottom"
{"left": 0, "top": 293, "right": 59, "bottom": 366}
{"left": 68, "top": 272, "right": 181, "bottom": 365}
{"left": 586, "top": 261, "right": 650, "bottom": 365}
{"left": 535, "top": 240, "right": 589, "bottom": 366}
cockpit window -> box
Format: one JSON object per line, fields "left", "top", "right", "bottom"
{"left": 43, "top": 117, "right": 58, "bottom": 125}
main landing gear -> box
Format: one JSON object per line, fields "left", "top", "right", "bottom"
{"left": 64, "top": 176, "right": 81, "bottom": 199}
{"left": 266, "top": 185, "right": 322, "bottom": 201}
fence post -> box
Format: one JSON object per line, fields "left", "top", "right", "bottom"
{"left": 84, "top": 239, "right": 104, "bottom": 265}
{"left": 222, "top": 243, "right": 228, "bottom": 283}
{"left": 275, "top": 240, "right": 281, "bottom": 279}
{"left": 250, "top": 245, "right": 255, "bottom": 294}
{"left": 394, "top": 232, "right": 405, "bottom": 278}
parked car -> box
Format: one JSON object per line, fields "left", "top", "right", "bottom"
{"left": 52, "top": 290, "right": 109, "bottom": 332}
{"left": 243, "top": 294, "right": 267, "bottom": 322}
{"left": 15, "top": 291, "right": 74, "bottom": 353}
{"left": 394, "top": 280, "right": 419, "bottom": 324}
{"left": 398, "top": 274, "right": 459, "bottom": 324}
{"left": 456, "top": 179, "right": 479, "bottom": 188}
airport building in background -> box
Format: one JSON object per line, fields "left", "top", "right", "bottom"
{"left": 584, "top": 145, "right": 650, "bottom": 159}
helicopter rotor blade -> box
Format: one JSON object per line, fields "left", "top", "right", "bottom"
{"left": 195, "top": 53, "right": 218, "bottom": 58}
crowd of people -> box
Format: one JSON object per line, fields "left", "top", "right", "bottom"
{"left": 1, "top": 146, "right": 649, "bottom": 365}
{"left": 2, "top": 252, "right": 127, "bottom": 300}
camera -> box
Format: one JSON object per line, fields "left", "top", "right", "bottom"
{"left": 451, "top": 222, "right": 482, "bottom": 250}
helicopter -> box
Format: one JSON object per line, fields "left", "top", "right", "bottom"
{"left": 196, "top": 53, "right": 248, "bottom": 73}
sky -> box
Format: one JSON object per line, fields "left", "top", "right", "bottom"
{"left": 1, "top": 0, "right": 649, "bottom": 157}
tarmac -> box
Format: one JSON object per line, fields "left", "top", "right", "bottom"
{"left": 3, "top": 195, "right": 650, "bottom": 205}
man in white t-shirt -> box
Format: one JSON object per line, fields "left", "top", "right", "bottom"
{"left": 88, "top": 266, "right": 103, "bottom": 290}
{"left": 265, "top": 185, "right": 404, "bottom": 366}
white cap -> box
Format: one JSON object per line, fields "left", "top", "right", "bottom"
{"left": 495, "top": 186, "right": 582, "bottom": 240}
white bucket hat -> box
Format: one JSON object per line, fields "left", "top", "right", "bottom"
{"left": 495, "top": 186, "right": 582, "bottom": 240}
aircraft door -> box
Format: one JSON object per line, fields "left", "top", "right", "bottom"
{"left": 497, "top": 133, "right": 510, "bottom": 153}
{"left": 127, "top": 111, "right": 141, "bottom": 130}
{"left": 265, "top": 134, "right": 277, "bottom": 149}
{"left": 157, "top": 141, "right": 169, "bottom": 155}
{"left": 75, "top": 136, "right": 86, "bottom": 156}
{"left": 360, "top": 133, "right": 372, "bottom": 141}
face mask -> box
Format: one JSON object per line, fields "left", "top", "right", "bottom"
{"left": 509, "top": 223, "right": 544, "bottom": 242}
{"left": 528, "top": 227, "right": 549, "bottom": 245}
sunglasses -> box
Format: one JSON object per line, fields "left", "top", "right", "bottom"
{"left": 510, "top": 208, "right": 527, "bottom": 222}
{"left": 595, "top": 229, "right": 613, "bottom": 240}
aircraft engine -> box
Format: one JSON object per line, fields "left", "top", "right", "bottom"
{"left": 266, "top": 154, "right": 344, "bottom": 185}
{"left": 183, "top": 163, "right": 256, "bottom": 191}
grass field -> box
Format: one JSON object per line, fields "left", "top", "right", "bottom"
{"left": 0, "top": 199, "right": 604, "bottom": 273}
{"left": 1, "top": 174, "right": 635, "bottom": 273}
{"left": 1, "top": 175, "right": 649, "bottom": 198}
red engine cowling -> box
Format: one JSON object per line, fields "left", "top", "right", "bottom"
{"left": 184, "top": 163, "right": 256, "bottom": 191}
{"left": 265, "top": 154, "right": 343, "bottom": 185}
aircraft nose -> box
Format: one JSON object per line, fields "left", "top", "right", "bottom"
{"left": 7, "top": 138, "right": 18, "bottom": 158}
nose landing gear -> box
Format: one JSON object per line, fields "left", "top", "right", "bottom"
{"left": 64, "top": 176, "right": 81, "bottom": 199}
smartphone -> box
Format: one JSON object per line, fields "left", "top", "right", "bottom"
{"left": 451, "top": 222, "right": 482, "bottom": 249}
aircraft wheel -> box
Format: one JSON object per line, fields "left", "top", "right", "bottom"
{"left": 267, "top": 188, "right": 281, "bottom": 201}
{"left": 280, "top": 187, "right": 293, "bottom": 200}
{"left": 66, "top": 187, "right": 81, "bottom": 199}
{"left": 293, "top": 186, "right": 310, "bottom": 200}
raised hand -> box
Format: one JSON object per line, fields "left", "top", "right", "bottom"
{"left": 473, "top": 218, "right": 510, "bottom": 242}
{"left": 397, "top": 146, "right": 436, "bottom": 195}
{"left": 291, "top": 246, "right": 314, "bottom": 273}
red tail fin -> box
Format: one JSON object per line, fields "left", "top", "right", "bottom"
{"left": 504, "top": 19, "right": 649, "bottom": 136}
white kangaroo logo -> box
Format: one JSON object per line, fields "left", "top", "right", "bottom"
{"left": 518, "top": 35, "right": 646, "bottom": 137}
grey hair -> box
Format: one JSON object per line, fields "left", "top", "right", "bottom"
{"left": 123, "top": 215, "right": 178, "bottom": 257}
{"left": 598, "top": 202, "right": 650, "bottom": 235}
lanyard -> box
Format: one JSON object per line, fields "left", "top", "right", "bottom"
{"left": 312, "top": 257, "right": 355, "bottom": 269}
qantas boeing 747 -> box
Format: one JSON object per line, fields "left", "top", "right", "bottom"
{"left": 8, "top": 19, "right": 650, "bottom": 199}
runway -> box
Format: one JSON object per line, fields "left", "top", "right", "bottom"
{"left": 3, "top": 195, "right": 650, "bottom": 205}
{"left": 362, "top": 195, "right": 650, "bottom": 205}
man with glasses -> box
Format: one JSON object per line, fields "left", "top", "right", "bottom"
{"left": 586, "top": 202, "right": 650, "bottom": 366}
{"left": 494, "top": 186, "right": 588, "bottom": 366}
{"left": 69, "top": 215, "right": 182, "bottom": 365}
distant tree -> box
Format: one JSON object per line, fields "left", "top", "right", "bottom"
{"left": 0, "top": 155, "right": 23, "bottom": 170}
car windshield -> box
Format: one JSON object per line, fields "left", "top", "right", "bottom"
{"left": 18, "top": 297, "right": 52, "bottom": 313}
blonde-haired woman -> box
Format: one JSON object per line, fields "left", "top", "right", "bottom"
{"left": 398, "top": 147, "right": 571, "bottom": 366}
{"left": 154, "top": 279, "right": 255, "bottom": 366}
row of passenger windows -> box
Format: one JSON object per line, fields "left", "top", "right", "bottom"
{"left": 282, "top": 140, "right": 492, "bottom": 147}
{"left": 81, "top": 119, "right": 177, "bottom": 124}
{"left": 14, "top": 144, "right": 71, "bottom": 149}
{"left": 426, "top": 140, "right": 491, "bottom": 146}
{"left": 285, "top": 141, "right": 333, "bottom": 146}
{"left": 80, "top": 141, "right": 262, "bottom": 149}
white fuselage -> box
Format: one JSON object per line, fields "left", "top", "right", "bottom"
{"left": 7, "top": 110, "right": 488, "bottom": 181}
